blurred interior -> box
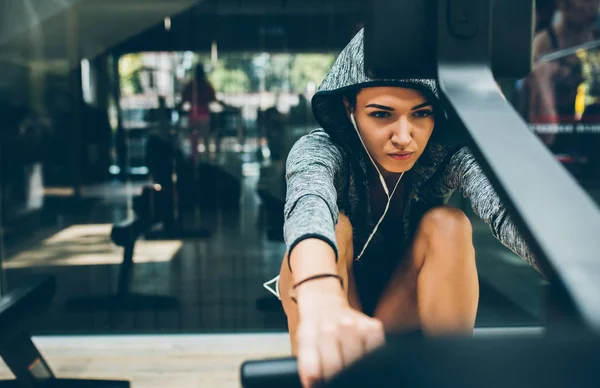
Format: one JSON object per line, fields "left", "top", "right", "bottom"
{"left": 1, "top": 0, "right": 600, "bottom": 386}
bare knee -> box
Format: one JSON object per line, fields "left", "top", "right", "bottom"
{"left": 415, "top": 206, "right": 475, "bottom": 269}
{"left": 419, "top": 206, "right": 472, "bottom": 241}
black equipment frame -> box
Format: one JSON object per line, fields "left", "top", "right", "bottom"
{"left": 365, "top": 0, "right": 600, "bottom": 331}
{"left": 0, "top": 276, "right": 130, "bottom": 387}
{"left": 240, "top": 0, "right": 600, "bottom": 386}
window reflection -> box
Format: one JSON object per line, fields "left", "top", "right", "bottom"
{"left": 517, "top": 0, "right": 600, "bottom": 185}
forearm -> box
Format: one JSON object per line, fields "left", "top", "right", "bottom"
{"left": 528, "top": 65, "right": 558, "bottom": 123}
{"left": 289, "top": 238, "right": 345, "bottom": 306}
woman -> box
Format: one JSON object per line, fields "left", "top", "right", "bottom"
{"left": 182, "top": 63, "right": 216, "bottom": 160}
{"left": 265, "top": 29, "right": 541, "bottom": 387}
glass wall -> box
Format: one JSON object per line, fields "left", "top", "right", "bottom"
{"left": 0, "top": 0, "right": 581, "bottom": 339}
{"left": 0, "top": 1, "right": 353, "bottom": 334}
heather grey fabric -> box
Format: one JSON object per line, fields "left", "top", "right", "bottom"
{"left": 315, "top": 29, "right": 438, "bottom": 96}
{"left": 282, "top": 28, "right": 541, "bottom": 277}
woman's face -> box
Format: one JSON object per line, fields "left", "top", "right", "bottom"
{"left": 345, "top": 86, "right": 436, "bottom": 174}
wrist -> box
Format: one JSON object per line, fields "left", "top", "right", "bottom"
{"left": 295, "top": 277, "right": 346, "bottom": 311}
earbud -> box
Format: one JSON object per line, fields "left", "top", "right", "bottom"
{"left": 350, "top": 113, "right": 357, "bottom": 130}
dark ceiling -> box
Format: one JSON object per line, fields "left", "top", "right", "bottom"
{"left": 114, "top": 0, "right": 366, "bottom": 54}
{"left": 0, "top": 0, "right": 198, "bottom": 64}
{"left": 0, "top": 0, "right": 366, "bottom": 68}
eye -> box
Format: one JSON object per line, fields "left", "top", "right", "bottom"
{"left": 368, "top": 111, "right": 391, "bottom": 119}
{"left": 413, "top": 109, "right": 434, "bottom": 118}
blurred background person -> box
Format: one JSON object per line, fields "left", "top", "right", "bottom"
{"left": 182, "top": 63, "right": 217, "bottom": 162}
{"left": 521, "top": 0, "right": 599, "bottom": 154}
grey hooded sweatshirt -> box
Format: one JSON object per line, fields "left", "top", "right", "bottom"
{"left": 264, "top": 29, "right": 539, "bottom": 299}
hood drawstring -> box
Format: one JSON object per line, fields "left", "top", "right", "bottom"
{"left": 350, "top": 113, "right": 403, "bottom": 261}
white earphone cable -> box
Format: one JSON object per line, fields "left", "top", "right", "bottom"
{"left": 350, "top": 114, "right": 404, "bottom": 260}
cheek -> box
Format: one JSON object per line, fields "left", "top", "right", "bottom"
{"left": 413, "top": 122, "right": 435, "bottom": 144}
{"left": 359, "top": 122, "right": 388, "bottom": 150}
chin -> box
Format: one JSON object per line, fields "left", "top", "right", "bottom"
{"left": 382, "top": 162, "right": 414, "bottom": 174}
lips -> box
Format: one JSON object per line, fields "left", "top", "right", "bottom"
{"left": 389, "top": 152, "right": 414, "bottom": 161}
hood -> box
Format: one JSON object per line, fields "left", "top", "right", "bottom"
{"left": 311, "top": 28, "right": 444, "bottom": 175}
{"left": 310, "top": 29, "right": 453, "bottom": 262}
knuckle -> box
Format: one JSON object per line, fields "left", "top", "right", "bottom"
{"left": 320, "top": 322, "right": 339, "bottom": 337}
{"left": 338, "top": 315, "right": 358, "bottom": 334}
{"left": 368, "top": 318, "right": 384, "bottom": 333}
{"left": 354, "top": 320, "right": 378, "bottom": 339}
{"left": 297, "top": 325, "right": 318, "bottom": 344}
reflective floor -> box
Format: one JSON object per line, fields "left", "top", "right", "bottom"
{"left": 0, "top": 333, "right": 292, "bottom": 387}
{"left": 2, "top": 131, "right": 549, "bottom": 335}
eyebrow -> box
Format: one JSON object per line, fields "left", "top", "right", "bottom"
{"left": 365, "top": 101, "right": 433, "bottom": 111}
{"left": 365, "top": 103, "right": 394, "bottom": 111}
{"left": 411, "top": 101, "right": 433, "bottom": 110}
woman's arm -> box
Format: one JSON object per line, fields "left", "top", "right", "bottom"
{"left": 284, "top": 130, "right": 344, "bottom": 268}
{"left": 527, "top": 31, "right": 559, "bottom": 124}
{"left": 283, "top": 131, "right": 386, "bottom": 388}
{"left": 444, "top": 147, "right": 544, "bottom": 276}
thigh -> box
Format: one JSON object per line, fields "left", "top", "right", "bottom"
{"left": 370, "top": 206, "right": 475, "bottom": 333}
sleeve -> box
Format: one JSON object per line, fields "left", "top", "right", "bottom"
{"left": 445, "top": 147, "right": 544, "bottom": 275}
{"left": 283, "top": 130, "right": 344, "bottom": 262}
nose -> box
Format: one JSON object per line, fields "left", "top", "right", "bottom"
{"left": 391, "top": 115, "right": 412, "bottom": 148}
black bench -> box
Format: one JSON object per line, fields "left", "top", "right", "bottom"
{"left": 0, "top": 276, "right": 130, "bottom": 387}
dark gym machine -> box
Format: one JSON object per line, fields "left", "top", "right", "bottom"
{"left": 0, "top": 276, "right": 130, "bottom": 387}
{"left": 240, "top": 0, "right": 600, "bottom": 386}
{"left": 65, "top": 186, "right": 180, "bottom": 311}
